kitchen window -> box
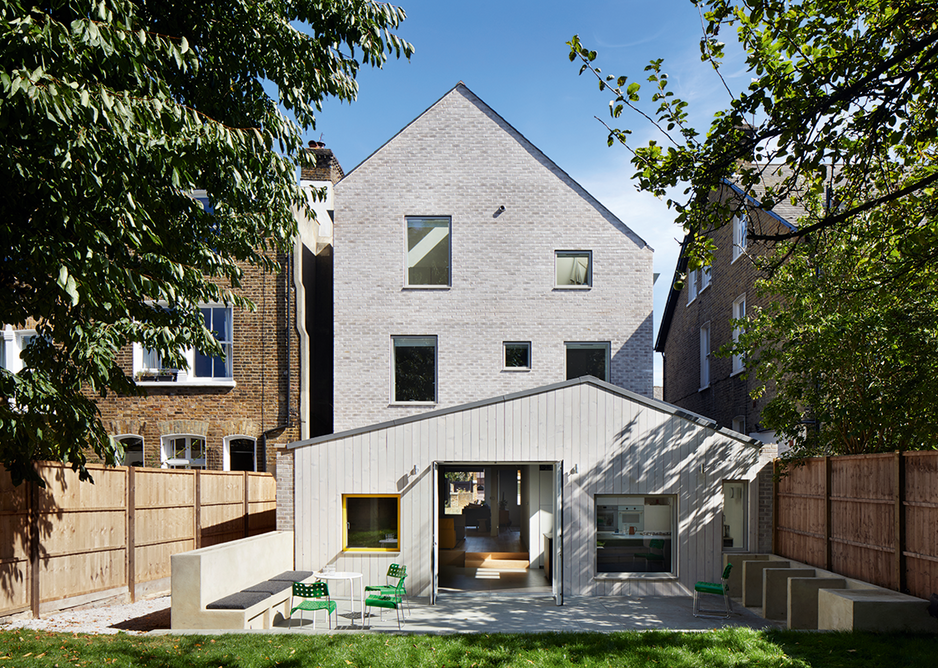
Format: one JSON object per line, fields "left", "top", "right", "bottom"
{"left": 343, "top": 494, "right": 400, "bottom": 552}
{"left": 596, "top": 495, "right": 675, "bottom": 574}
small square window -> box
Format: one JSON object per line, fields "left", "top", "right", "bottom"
{"left": 344, "top": 494, "right": 400, "bottom": 552}
{"left": 406, "top": 217, "right": 451, "bottom": 286}
{"left": 555, "top": 251, "right": 592, "bottom": 287}
{"left": 504, "top": 342, "right": 531, "bottom": 370}
{"left": 392, "top": 336, "right": 437, "bottom": 403}
{"left": 566, "top": 342, "right": 610, "bottom": 382}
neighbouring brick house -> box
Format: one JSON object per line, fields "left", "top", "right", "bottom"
{"left": 44, "top": 147, "right": 344, "bottom": 476}
{"left": 329, "top": 82, "right": 654, "bottom": 431}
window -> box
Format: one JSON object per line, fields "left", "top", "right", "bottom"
{"left": 566, "top": 342, "right": 610, "bottom": 382}
{"left": 343, "top": 494, "right": 400, "bottom": 551}
{"left": 700, "top": 263, "right": 712, "bottom": 291}
{"left": 392, "top": 336, "right": 437, "bottom": 403}
{"left": 732, "top": 416, "right": 746, "bottom": 434}
{"left": 224, "top": 435, "right": 257, "bottom": 471}
{"left": 1, "top": 326, "right": 38, "bottom": 374}
{"left": 134, "top": 305, "right": 233, "bottom": 384}
{"left": 406, "top": 217, "right": 450, "bottom": 286}
{"left": 503, "top": 341, "right": 531, "bottom": 370}
{"left": 699, "top": 323, "right": 710, "bottom": 389}
{"left": 114, "top": 435, "right": 144, "bottom": 467}
{"left": 596, "top": 495, "right": 674, "bottom": 574}
{"left": 686, "top": 269, "right": 697, "bottom": 304}
{"left": 161, "top": 435, "right": 206, "bottom": 469}
{"left": 733, "top": 212, "right": 748, "bottom": 261}
{"left": 732, "top": 294, "right": 746, "bottom": 374}
{"left": 555, "top": 251, "right": 592, "bottom": 287}
{"left": 722, "top": 482, "right": 747, "bottom": 550}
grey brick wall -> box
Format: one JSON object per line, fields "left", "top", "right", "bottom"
{"left": 276, "top": 449, "right": 294, "bottom": 532}
{"left": 332, "top": 84, "right": 654, "bottom": 432}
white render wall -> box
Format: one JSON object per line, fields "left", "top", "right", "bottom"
{"left": 333, "top": 84, "right": 653, "bottom": 432}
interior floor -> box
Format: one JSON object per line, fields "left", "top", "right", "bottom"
{"left": 439, "top": 527, "right": 552, "bottom": 594}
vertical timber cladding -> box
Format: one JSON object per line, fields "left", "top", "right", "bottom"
{"left": 292, "top": 379, "right": 769, "bottom": 598}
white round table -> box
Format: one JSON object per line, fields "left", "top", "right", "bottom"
{"left": 314, "top": 571, "right": 364, "bottom": 627}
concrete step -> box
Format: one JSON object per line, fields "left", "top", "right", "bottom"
{"left": 465, "top": 552, "right": 529, "bottom": 570}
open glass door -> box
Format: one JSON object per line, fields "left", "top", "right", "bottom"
{"left": 552, "top": 460, "right": 563, "bottom": 605}
{"left": 430, "top": 461, "right": 439, "bottom": 605}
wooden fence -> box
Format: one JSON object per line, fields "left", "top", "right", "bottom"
{"left": 0, "top": 462, "right": 275, "bottom": 618}
{"left": 774, "top": 452, "right": 938, "bottom": 600}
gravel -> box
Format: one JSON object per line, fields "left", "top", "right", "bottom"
{"left": 1, "top": 596, "right": 171, "bottom": 635}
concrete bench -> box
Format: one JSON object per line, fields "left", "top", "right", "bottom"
{"left": 762, "top": 568, "right": 817, "bottom": 620}
{"left": 787, "top": 576, "right": 847, "bottom": 629}
{"left": 172, "top": 531, "right": 312, "bottom": 630}
{"left": 818, "top": 588, "right": 938, "bottom": 633}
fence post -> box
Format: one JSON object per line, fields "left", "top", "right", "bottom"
{"left": 127, "top": 466, "right": 136, "bottom": 603}
{"left": 243, "top": 471, "right": 250, "bottom": 538}
{"left": 29, "top": 478, "right": 39, "bottom": 618}
{"left": 895, "top": 451, "right": 906, "bottom": 593}
{"left": 772, "top": 459, "right": 779, "bottom": 553}
{"left": 195, "top": 469, "right": 202, "bottom": 549}
{"left": 824, "top": 456, "right": 832, "bottom": 571}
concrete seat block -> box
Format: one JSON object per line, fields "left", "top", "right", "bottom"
{"left": 762, "top": 568, "right": 816, "bottom": 620}
{"left": 818, "top": 588, "right": 937, "bottom": 633}
{"left": 742, "top": 559, "right": 790, "bottom": 608}
{"left": 723, "top": 554, "right": 770, "bottom": 598}
{"left": 787, "top": 577, "right": 847, "bottom": 629}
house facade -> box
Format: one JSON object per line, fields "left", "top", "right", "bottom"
{"left": 330, "top": 83, "right": 654, "bottom": 433}
{"left": 655, "top": 178, "right": 801, "bottom": 444}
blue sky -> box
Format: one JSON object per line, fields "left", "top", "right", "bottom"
{"left": 309, "top": 1, "right": 752, "bottom": 385}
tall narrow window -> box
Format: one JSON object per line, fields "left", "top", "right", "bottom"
{"left": 392, "top": 336, "right": 437, "bottom": 402}
{"left": 722, "top": 482, "right": 747, "bottom": 550}
{"left": 733, "top": 212, "right": 748, "bottom": 261}
{"left": 555, "top": 251, "right": 592, "bottom": 287}
{"left": 194, "top": 306, "right": 233, "bottom": 379}
{"left": 686, "top": 269, "right": 698, "bottom": 304}
{"left": 115, "top": 435, "right": 144, "bottom": 467}
{"left": 699, "top": 323, "right": 710, "bottom": 389}
{"left": 732, "top": 294, "right": 746, "bottom": 374}
{"left": 406, "top": 217, "right": 451, "bottom": 286}
{"left": 566, "top": 342, "right": 610, "bottom": 382}
{"left": 700, "top": 263, "right": 712, "bottom": 291}
{"left": 225, "top": 436, "right": 257, "bottom": 471}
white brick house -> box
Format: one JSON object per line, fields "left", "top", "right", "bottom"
{"left": 332, "top": 82, "right": 654, "bottom": 432}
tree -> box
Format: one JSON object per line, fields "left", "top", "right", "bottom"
{"left": 569, "top": 0, "right": 938, "bottom": 456}
{"left": 0, "top": 0, "right": 413, "bottom": 485}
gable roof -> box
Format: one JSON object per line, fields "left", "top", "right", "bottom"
{"left": 287, "top": 375, "right": 761, "bottom": 451}
{"left": 339, "top": 82, "right": 650, "bottom": 250}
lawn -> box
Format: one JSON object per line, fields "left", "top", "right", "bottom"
{"left": 0, "top": 628, "right": 933, "bottom": 667}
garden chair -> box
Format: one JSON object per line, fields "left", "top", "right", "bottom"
{"left": 289, "top": 581, "right": 337, "bottom": 629}
{"left": 365, "top": 563, "right": 409, "bottom": 615}
{"left": 693, "top": 563, "right": 733, "bottom": 618}
{"left": 365, "top": 574, "right": 406, "bottom": 630}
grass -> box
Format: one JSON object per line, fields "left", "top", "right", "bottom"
{"left": 0, "top": 628, "right": 934, "bottom": 667}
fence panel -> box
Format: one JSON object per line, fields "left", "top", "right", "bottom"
{"left": 0, "top": 468, "right": 30, "bottom": 615}
{"left": 775, "top": 458, "right": 827, "bottom": 568}
{"left": 904, "top": 452, "right": 938, "bottom": 598}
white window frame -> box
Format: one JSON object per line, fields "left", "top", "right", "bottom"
{"left": 391, "top": 335, "right": 438, "bottom": 404}
{"left": 700, "top": 263, "right": 712, "bottom": 292}
{"left": 732, "top": 294, "right": 746, "bottom": 375}
{"left": 503, "top": 341, "right": 532, "bottom": 371}
{"left": 113, "top": 434, "right": 144, "bottom": 467}
{"left": 223, "top": 434, "right": 257, "bottom": 472}
{"left": 132, "top": 303, "right": 236, "bottom": 387}
{"left": 686, "top": 269, "right": 698, "bottom": 305}
{"left": 565, "top": 341, "right": 611, "bottom": 382}
{"left": 160, "top": 434, "right": 206, "bottom": 469}
{"left": 699, "top": 322, "right": 711, "bottom": 390}
{"left": 1, "top": 326, "right": 36, "bottom": 374}
{"left": 555, "top": 250, "right": 593, "bottom": 288}
{"left": 405, "top": 216, "right": 451, "bottom": 288}
{"left": 732, "top": 212, "right": 748, "bottom": 262}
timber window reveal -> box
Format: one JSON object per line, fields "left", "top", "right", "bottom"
{"left": 161, "top": 434, "right": 206, "bottom": 469}
{"left": 596, "top": 495, "right": 675, "bottom": 575}
{"left": 732, "top": 212, "right": 748, "bottom": 262}
{"left": 555, "top": 250, "right": 592, "bottom": 287}
{"left": 503, "top": 341, "right": 531, "bottom": 370}
{"left": 343, "top": 494, "right": 400, "bottom": 552}
{"left": 699, "top": 323, "right": 711, "bottom": 390}
{"left": 406, "top": 217, "right": 451, "bottom": 286}
{"left": 566, "top": 341, "right": 610, "bottom": 382}
{"left": 224, "top": 435, "right": 257, "bottom": 472}
{"left": 114, "top": 435, "right": 144, "bottom": 467}
{"left": 392, "top": 336, "right": 437, "bottom": 403}
{"left": 732, "top": 294, "right": 746, "bottom": 374}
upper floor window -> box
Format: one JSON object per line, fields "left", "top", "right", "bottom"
{"left": 134, "top": 305, "right": 234, "bottom": 385}
{"left": 732, "top": 212, "right": 748, "bottom": 262}
{"left": 686, "top": 269, "right": 698, "bottom": 305}
{"left": 392, "top": 335, "right": 437, "bottom": 403}
{"left": 504, "top": 341, "right": 531, "bottom": 370}
{"left": 732, "top": 294, "right": 746, "bottom": 374}
{"left": 700, "top": 263, "right": 712, "bottom": 291}
{"left": 555, "top": 250, "right": 592, "bottom": 288}
{"left": 566, "top": 342, "right": 610, "bottom": 382}
{"left": 699, "top": 323, "right": 711, "bottom": 390}
{"left": 1, "top": 326, "right": 38, "bottom": 374}
{"left": 406, "top": 217, "right": 451, "bottom": 286}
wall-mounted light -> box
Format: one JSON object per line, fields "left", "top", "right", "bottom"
{"left": 410, "top": 465, "right": 418, "bottom": 476}
{"left": 493, "top": 205, "right": 506, "bottom": 218}
{"left": 570, "top": 464, "right": 578, "bottom": 474}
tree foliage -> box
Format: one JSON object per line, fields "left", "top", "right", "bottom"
{"left": 569, "top": 0, "right": 938, "bottom": 456}
{"left": 0, "top": 0, "right": 412, "bottom": 484}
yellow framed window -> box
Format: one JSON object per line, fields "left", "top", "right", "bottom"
{"left": 343, "top": 494, "right": 400, "bottom": 552}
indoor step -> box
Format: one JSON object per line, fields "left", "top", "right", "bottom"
{"left": 464, "top": 552, "right": 529, "bottom": 570}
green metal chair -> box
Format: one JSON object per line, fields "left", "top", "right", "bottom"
{"left": 289, "top": 581, "right": 337, "bottom": 629}
{"left": 635, "top": 539, "right": 666, "bottom": 569}
{"left": 693, "top": 562, "right": 733, "bottom": 618}
{"left": 365, "top": 574, "right": 406, "bottom": 630}
{"left": 365, "top": 564, "right": 408, "bottom": 615}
